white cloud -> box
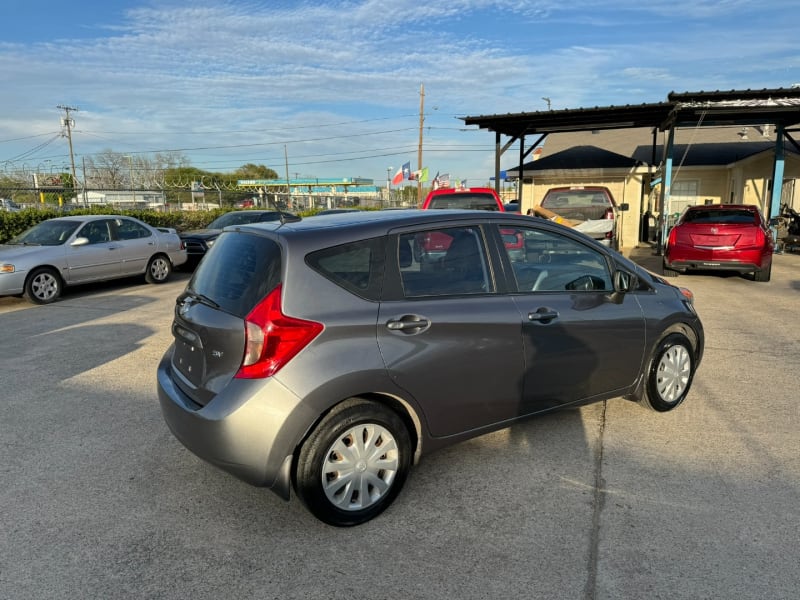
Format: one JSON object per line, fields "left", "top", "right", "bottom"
{"left": 1, "top": 0, "right": 798, "bottom": 181}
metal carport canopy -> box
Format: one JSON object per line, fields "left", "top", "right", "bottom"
{"left": 462, "top": 88, "right": 800, "bottom": 137}
{"left": 461, "top": 88, "right": 800, "bottom": 243}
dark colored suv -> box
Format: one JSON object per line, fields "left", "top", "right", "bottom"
{"left": 157, "top": 210, "right": 704, "bottom": 526}
{"left": 179, "top": 210, "right": 301, "bottom": 267}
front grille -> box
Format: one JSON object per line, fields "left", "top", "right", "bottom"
{"left": 183, "top": 240, "right": 207, "bottom": 254}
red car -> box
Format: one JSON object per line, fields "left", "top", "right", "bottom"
{"left": 417, "top": 187, "right": 513, "bottom": 261}
{"left": 421, "top": 187, "right": 504, "bottom": 211}
{"left": 663, "top": 204, "right": 774, "bottom": 282}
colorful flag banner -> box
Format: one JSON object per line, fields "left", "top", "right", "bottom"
{"left": 410, "top": 167, "right": 430, "bottom": 182}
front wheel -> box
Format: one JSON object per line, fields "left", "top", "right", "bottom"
{"left": 639, "top": 333, "right": 695, "bottom": 412}
{"left": 24, "top": 267, "right": 63, "bottom": 304}
{"left": 145, "top": 255, "right": 172, "bottom": 284}
{"left": 295, "top": 399, "right": 412, "bottom": 527}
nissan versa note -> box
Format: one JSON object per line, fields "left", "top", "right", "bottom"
{"left": 157, "top": 210, "right": 704, "bottom": 526}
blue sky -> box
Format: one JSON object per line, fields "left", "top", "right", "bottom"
{"left": 2, "top": 0, "right": 798, "bottom": 185}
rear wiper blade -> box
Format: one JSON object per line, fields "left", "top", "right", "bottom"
{"left": 184, "top": 291, "right": 220, "bottom": 309}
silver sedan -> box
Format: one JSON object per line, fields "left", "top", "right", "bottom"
{"left": 0, "top": 215, "right": 187, "bottom": 304}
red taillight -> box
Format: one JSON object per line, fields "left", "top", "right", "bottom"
{"left": 235, "top": 284, "right": 323, "bottom": 379}
{"left": 667, "top": 227, "right": 678, "bottom": 247}
{"left": 603, "top": 207, "right": 614, "bottom": 220}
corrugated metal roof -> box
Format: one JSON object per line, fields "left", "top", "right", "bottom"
{"left": 464, "top": 88, "right": 800, "bottom": 137}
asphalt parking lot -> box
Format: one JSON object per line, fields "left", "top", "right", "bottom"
{"left": 1, "top": 251, "right": 799, "bottom": 600}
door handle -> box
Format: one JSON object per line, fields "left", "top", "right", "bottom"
{"left": 528, "top": 308, "right": 559, "bottom": 323}
{"left": 386, "top": 316, "right": 431, "bottom": 332}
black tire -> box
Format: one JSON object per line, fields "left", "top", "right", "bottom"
{"left": 24, "top": 267, "right": 63, "bottom": 304}
{"left": 295, "top": 399, "right": 412, "bottom": 527}
{"left": 145, "top": 254, "right": 173, "bottom": 284}
{"left": 753, "top": 259, "right": 771, "bottom": 282}
{"left": 661, "top": 259, "right": 678, "bottom": 278}
{"left": 639, "top": 333, "right": 695, "bottom": 412}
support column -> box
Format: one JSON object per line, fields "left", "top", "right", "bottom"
{"left": 657, "top": 127, "right": 675, "bottom": 255}
{"left": 769, "top": 124, "right": 785, "bottom": 221}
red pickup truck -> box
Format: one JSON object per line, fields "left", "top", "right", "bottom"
{"left": 421, "top": 187, "right": 505, "bottom": 211}
{"left": 417, "top": 186, "right": 523, "bottom": 261}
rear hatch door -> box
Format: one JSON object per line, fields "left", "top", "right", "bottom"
{"left": 170, "top": 230, "right": 282, "bottom": 406}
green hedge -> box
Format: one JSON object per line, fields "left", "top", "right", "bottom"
{"left": 0, "top": 207, "right": 227, "bottom": 244}
{"left": 0, "top": 206, "right": 383, "bottom": 244}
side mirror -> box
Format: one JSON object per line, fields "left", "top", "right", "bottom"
{"left": 618, "top": 203, "right": 630, "bottom": 211}
{"left": 613, "top": 270, "right": 635, "bottom": 293}
{"left": 70, "top": 237, "right": 89, "bottom": 247}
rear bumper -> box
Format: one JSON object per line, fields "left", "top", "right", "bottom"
{"left": 665, "top": 259, "right": 762, "bottom": 273}
{"left": 156, "top": 349, "right": 312, "bottom": 500}
{"left": 665, "top": 246, "right": 770, "bottom": 273}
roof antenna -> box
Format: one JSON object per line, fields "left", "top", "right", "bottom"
{"left": 266, "top": 192, "right": 286, "bottom": 226}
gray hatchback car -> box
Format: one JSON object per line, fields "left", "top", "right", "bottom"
{"left": 157, "top": 209, "right": 704, "bottom": 526}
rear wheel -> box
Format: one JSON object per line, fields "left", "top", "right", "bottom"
{"left": 24, "top": 267, "right": 63, "bottom": 304}
{"left": 295, "top": 399, "right": 412, "bottom": 527}
{"left": 145, "top": 255, "right": 172, "bottom": 283}
{"left": 661, "top": 259, "right": 678, "bottom": 278}
{"left": 753, "top": 259, "right": 771, "bottom": 282}
{"left": 639, "top": 333, "right": 695, "bottom": 412}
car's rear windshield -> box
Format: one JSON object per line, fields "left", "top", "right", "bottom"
{"left": 428, "top": 194, "right": 499, "bottom": 211}
{"left": 187, "top": 231, "right": 281, "bottom": 317}
{"left": 207, "top": 211, "right": 275, "bottom": 229}
{"left": 682, "top": 209, "right": 757, "bottom": 224}
{"left": 541, "top": 190, "right": 612, "bottom": 208}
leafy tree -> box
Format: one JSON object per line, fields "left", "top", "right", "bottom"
{"left": 234, "top": 163, "right": 279, "bottom": 180}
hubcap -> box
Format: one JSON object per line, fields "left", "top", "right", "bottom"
{"left": 655, "top": 345, "right": 691, "bottom": 403}
{"left": 321, "top": 423, "right": 399, "bottom": 512}
{"left": 32, "top": 273, "right": 58, "bottom": 300}
{"left": 150, "top": 259, "right": 169, "bottom": 280}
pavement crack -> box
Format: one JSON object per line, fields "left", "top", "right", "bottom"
{"left": 584, "top": 400, "right": 607, "bottom": 600}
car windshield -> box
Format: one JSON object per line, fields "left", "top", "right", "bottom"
{"left": 682, "top": 209, "right": 757, "bottom": 224}
{"left": 8, "top": 220, "right": 81, "bottom": 246}
{"left": 428, "top": 194, "right": 499, "bottom": 210}
{"left": 207, "top": 211, "right": 276, "bottom": 229}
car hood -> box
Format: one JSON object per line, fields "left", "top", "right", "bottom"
{"left": 179, "top": 229, "right": 222, "bottom": 240}
{"left": 0, "top": 244, "right": 61, "bottom": 261}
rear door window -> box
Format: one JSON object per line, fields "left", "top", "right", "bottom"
{"left": 188, "top": 231, "right": 281, "bottom": 317}
{"left": 398, "top": 226, "right": 492, "bottom": 296}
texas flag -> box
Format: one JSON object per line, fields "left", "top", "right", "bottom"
{"left": 391, "top": 163, "right": 405, "bottom": 185}
{"left": 391, "top": 161, "right": 412, "bottom": 185}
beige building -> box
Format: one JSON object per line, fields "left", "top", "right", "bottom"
{"left": 508, "top": 125, "right": 800, "bottom": 250}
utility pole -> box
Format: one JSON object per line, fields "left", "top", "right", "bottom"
{"left": 284, "top": 145, "right": 291, "bottom": 209}
{"left": 417, "top": 83, "right": 425, "bottom": 205}
{"left": 57, "top": 105, "right": 79, "bottom": 197}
